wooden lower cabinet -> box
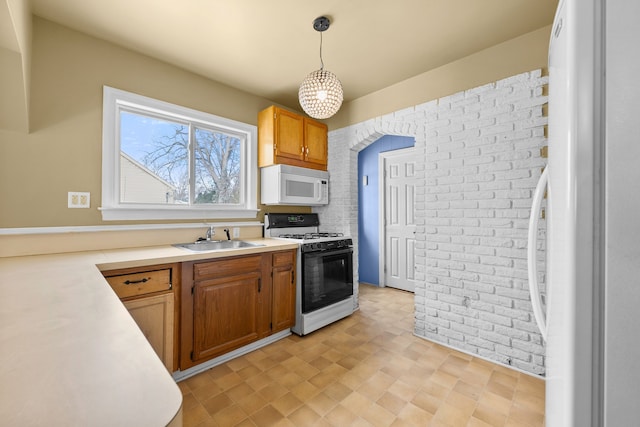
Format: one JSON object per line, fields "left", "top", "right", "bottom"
{"left": 181, "top": 250, "right": 296, "bottom": 370}
{"left": 271, "top": 250, "right": 296, "bottom": 333}
{"left": 123, "top": 293, "right": 174, "bottom": 371}
{"left": 102, "top": 263, "right": 179, "bottom": 372}
{"left": 192, "top": 271, "right": 262, "bottom": 363}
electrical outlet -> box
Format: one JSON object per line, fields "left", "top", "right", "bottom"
{"left": 233, "top": 227, "right": 240, "bottom": 238}
{"left": 68, "top": 192, "right": 90, "bottom": 208}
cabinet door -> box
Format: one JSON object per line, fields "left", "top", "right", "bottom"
{"left": 275, "top": 108, "right": 305, "bottom": 161}
{"left": 124, "top": 293, "right": 174, "bottom": 371}
{"left": 272, "top": 250, "right": 296, "bottom": 332}
{"left": 192, "top": 272, "right": 260, "bottom": 362}
{"left": 304, "top": 118, "right": 328, "bottom": 168}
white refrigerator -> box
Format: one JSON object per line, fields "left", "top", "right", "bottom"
{"left": 528, "top": 0, "right": 640, "bottom": 425}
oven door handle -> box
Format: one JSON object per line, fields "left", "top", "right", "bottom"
{"left": 302, "top": 247, "right": 353, "bottom": 256}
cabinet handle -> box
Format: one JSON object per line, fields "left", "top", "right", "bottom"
{"left": 258, "top": 278, "right": 262, "bottom": 293}
{"left": 301, "top": 146, "right": 305, "bottom": 155}
{"left": 123, "top": 277, "right": 150, "bottom": 285}
{"left": 291, "top": 271, "right": 294, "bottom": 284}
{"left": 306, "top": 147, "right": 309, "bottom": 155}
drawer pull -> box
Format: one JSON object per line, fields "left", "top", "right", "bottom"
{"left": 124, "top": 277, "right": 150, "bottom": 285}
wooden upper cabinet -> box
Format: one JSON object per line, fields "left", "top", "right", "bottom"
{"left": 274, "top": 108, "right": 305, "bottom": 162}
{"left": 304, "top": 119, "right": 328, "bottom": 168}
{"left": 258, "top": 105, "right": 328, "bottom": 171}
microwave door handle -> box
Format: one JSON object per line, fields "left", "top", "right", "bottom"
{"left": 316, "top": 180, "right": 322, "bottom": 202}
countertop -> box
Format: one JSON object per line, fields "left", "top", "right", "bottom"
{"left": 0, "top": 238, "right": 298, "bottom": 426}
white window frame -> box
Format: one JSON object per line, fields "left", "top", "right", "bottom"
{"left": 101, "top": 86, "right": 258, "bottom": 221}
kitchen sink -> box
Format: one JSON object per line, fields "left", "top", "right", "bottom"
{"left": 173, "top": 240, "right": 265, "bottom": 252}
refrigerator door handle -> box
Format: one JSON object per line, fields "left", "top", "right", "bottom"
{"left": 527, "top": 167, "right": 548, "bottom": 341}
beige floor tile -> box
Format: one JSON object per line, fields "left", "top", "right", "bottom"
{"left": 287, "top": 404, "right": 321, "bottom": 425}
{"left": 182, "top": 403, "right": 210, "bottom": 427}
{"left": 306, "top": 391, "right": 338, "bottom": 416}
{"left": 235, "top": 392, "right": 268, "bottom": 416}
{"left": 191, "top": 381, "right": 224, "bottom": 403}
{"left": 271, "top": 392, "right": 303, "bottom": 417}
{"left": 478, "top": 391, "right": 513, "bottom": 416}
{"left": 342, "top": 391, "right": 374, "bottom": 416}
{"left": 175, "top": 284, "right": 545, "bottom": 427}
{"left": 324, "top": 403, "right": 360, "bottom": 426}
{"left": 250, "top": 404, "right": 285, "bottom": 427}
{"left": 377, "top": 391, "right": 408, "bottom": 415}
{"left": 211, "top": 404, "right": 247, "bottom": 426}
{"left": 201, "top": 392, "right": 233, "bottom": 416}
{"left": 257, "top": 382, "right": 289, "bottom": 403}
{"left": 396, "top": 402, "right": 433, "bottom": 425}
{"left": 411, "top": 391, "right": 443, "bottom": 415}
{"left": 361, "top": 402, "right": 397, "bottom": 427}
{"left": 289, "top": 380, "right": 320, "bottom": 402}
{"left": 473, "top": 403, "right": 508, "bottom": 426}
{"left": 387, "top": 379, "right": 420, "bottom": 402}
{"left": 182, "top": 392, "right": 200, "bottom": 411}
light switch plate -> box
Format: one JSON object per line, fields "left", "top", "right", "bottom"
{"left": 68, "top": 192, "right": 90, "bottom": 208}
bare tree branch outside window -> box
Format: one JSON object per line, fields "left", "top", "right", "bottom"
{"left": 120, "top": 110, "right": 242, "bottom": 205}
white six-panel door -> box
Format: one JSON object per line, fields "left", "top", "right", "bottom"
{"left": 379, "top": 148, "right": 417, "bottom": 292}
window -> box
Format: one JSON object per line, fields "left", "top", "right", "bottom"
{"left": 101, "top": 87, "right": 258, "bottom": 220}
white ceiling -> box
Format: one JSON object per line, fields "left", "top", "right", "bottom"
{"left": 30, "top": 0, "right": 558, "bottom": 112}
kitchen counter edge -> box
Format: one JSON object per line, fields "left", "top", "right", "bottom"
{"left": 0, "top": 238, "right": 297, "bottom": 427}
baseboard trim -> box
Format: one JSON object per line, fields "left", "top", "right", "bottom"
{"left": 172, "top": 329, "right": 291, "bottom": 382}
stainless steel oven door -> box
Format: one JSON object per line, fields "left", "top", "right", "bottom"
{"left": 301, "top": 247, "right": 353, "bottom": 313}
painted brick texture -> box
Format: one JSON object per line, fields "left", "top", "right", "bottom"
{"left": 316, "top": 70, "right": 547, "bottom": 376}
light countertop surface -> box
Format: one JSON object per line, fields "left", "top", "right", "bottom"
{"left": 0, "top": 238, "right": 298, "bottom": 426}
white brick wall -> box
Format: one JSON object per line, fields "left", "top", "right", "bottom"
{"left": 315, "top": 70, "right": 547, "bottom": 376}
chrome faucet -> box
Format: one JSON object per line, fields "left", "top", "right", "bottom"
{"left": 205, "top": 226, "right": 215, "bottom": 241}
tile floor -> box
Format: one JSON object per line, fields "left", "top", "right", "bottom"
{"left": 178, "top": 284, "right": 545, "bottom": 426}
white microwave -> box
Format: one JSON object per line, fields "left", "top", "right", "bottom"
{"left": 261, "top": 164, "right": 329, "bottom": 206}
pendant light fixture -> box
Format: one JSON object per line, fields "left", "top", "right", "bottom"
{"left": 298, "top": 16, "right": 343, "bottom": 120}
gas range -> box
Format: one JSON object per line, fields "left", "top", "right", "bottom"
{"left": 264, "top": 213, "right": 354, "bottom": 335}
{"left": 264, "top": 214, "right": 352, "bottom": 251}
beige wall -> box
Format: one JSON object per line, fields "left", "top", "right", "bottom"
{"left": 0, "top": 17, "right": 308, "bottom": 228}
{"left": 0, "top": 17, "right": 550, "bottom": 230}
{"left": 327, "top": 25, "right": 552, "bottom": 130}
{"left": 0, "top": 0, "right": 31, "bottom": 132}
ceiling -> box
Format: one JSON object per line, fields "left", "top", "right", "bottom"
{"left": 29, "top": 0, "right": 558, "bottom": 113}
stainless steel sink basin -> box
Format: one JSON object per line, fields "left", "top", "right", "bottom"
{"left": 173, "top": 240, "right": 265, "bottom": 252}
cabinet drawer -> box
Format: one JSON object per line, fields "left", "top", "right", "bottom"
{"left": 194, "top": 255, "right": 263, "bottom": 280}
{"left": 272, "top": 250, "right": 295, "bottom": 267}
{"left": 105, "top": 269, "right": 172, "bottom": 299}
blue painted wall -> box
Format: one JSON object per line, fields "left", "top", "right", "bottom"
{"left": 357, "top": 135, "right": 415, "bottom": 286}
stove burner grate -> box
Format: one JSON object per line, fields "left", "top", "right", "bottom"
{"left": 278, "top": 232, "right": 345, "bottom": 240}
